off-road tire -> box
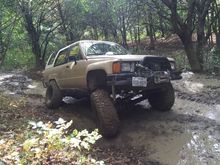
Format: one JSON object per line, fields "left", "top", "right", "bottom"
{"left": 45, "top": 81, "right": 63, "bottom": 109}
{"left": 148, "top": 83, "right": 175, "bottom": 111}
{"left": 90, "top": 89, "right": 120, "bottom": 138}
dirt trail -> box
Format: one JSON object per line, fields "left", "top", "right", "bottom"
{"left": 0, "top": 71, "right": 220, "bottom": 165}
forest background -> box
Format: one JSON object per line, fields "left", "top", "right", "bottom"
{"left": 0, "top": 0, "right": 220, "bottom": 73}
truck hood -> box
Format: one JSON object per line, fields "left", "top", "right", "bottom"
{"left": 86, "top": 54, "right": 167, "bottom": 62}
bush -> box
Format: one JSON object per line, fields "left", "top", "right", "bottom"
{"left": 212, "top": 48, "right": 220, "bottom": 67}
{"left": 203, "top": 47, "right": 220, "bottom": 71}
{"left": 0, "top": 118, "right": 103, "bottom": 165}
{"left": 1, "top": 48, "right": 35, "bottom": 70}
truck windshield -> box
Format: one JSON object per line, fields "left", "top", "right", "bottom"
{"left": 81, "top": 41, "right": 128, "bottom": 56}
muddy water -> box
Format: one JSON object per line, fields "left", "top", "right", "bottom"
{"left": 1, "top": 71, "right": 220, "bottom": 164}
{"left": 98, "top": 72, "right": 220, "bottom": 164}
{"left": 206, "top": 105, "right": 220, "bottom": 123}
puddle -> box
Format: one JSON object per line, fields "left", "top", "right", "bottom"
{"left": 25, "top": 81, "right": 45, "bottom": 97}
{"left": 205, "top": 105, "right": 220, "bottom": 123}
{"left": 0, "top": 73, "right": 14, "bottom": 85}
{"left": 0, "top": 73, "right": 37, "bottom": 96}
{"left": 141, "top": 129, "right": 220, "bottom": 165}
{"left": 178, "top": 131, "right": 220, "bottom": 165}
{"left": 147, "top": 132, "right": 192, "bottom": 165}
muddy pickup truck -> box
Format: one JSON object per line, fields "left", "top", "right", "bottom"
{"left": 42, "top": 40, "right": 182, "bottom": 137}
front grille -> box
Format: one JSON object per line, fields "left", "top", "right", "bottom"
{"left": 141, "top": 57, "right": 171, "bottom": 71}
{"left": 135, "top": 67, "right": 153, "bottom": 77}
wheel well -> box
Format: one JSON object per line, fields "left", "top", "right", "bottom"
{"left": 49, "top": 79, "right": 56, "bottom": 84}
{"left": 87, "top": 70, "right": 107, "bottom": 91}
{"left": 49, "top": 79, "right": 60, "bottom": 89}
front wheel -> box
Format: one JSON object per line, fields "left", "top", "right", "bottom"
{"left": 148, "top": 83, "right": 175, "bottom": 111}
{"left": 45, "top": 81, "right": 63, "bottom": 109}
{"left": 90, "top": 89, "right": 120, "bottom": 138}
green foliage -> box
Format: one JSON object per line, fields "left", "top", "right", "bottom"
{"left": 2, "top": 48, "right": 35, "bottom": 70}
{"left": 202, "top": 47, "right": 220, "bottom": 71}
{"left": 0, "top": 0, "right": 219, "bottom": 71}
{"left": 212, "top": 48, "right": 220, "bottom": 66}
{"left": 0, "top": 118, "right": 103, "bottom": 165}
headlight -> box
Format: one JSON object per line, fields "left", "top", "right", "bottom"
{"left": 121, "top": 62, "right": 135, "bottom": 72}
{"left": 112, "top": 62, "right": 135, "bottom": 74}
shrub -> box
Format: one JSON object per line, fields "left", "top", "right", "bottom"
{"left": 203, "top": 47, "right": 220, "bottom": 71}
{"left": 212, "top": 48, "right": 220, "bottom": 67}
{"left": 0, "top": 118, "right": 103, "bottom": 165}
{"left": 1, "top": 48, "right": 35, "bottom": 71}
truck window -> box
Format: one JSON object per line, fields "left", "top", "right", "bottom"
{"left": 55, "top": 50, "right": 68, "bottom": 66}
{"left": 47, "top": 52, "right": 57, "bottom": 65}
{"left": 68, "top": 45, "right": 82, "bottom": 62}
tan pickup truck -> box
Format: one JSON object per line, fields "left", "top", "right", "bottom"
{"left": 43, "top": 40, "right": 182, "bottom": 137}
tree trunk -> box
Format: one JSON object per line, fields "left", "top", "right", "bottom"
{"left": 0, "top": 9, "right": 5, "bottom": 66}
{"left": 130, "top": 29, "right": 134, "bottom": 45}
{"left": 103, "top": 27, "right": 109, "bottom": 40}
{"left": 21, "top": 4, "right": 43, "bottom": 69}
{"left": 121, "top": 14, "right": 128, "bottom": 48}
{"left": 112, "top": 29, "right": 118, "bottom": 42}
{"left": 196, "top": 10, "right": 207, "bottom": 70}
{"left": 57, "top": 1, "right": 70, "bottom": 43}
{"left": 0, "top": 39, "right": 5, "bottom": 67}
{"left": 159, "top": 15, "right": 165, "bottom": 37}
{"left": 181, "top": 37, "right": 202, "bottom": 72}
{"left": 148, "top": 10, "right": 155, "bottom": 50}
{"left": 148, "top": 27, "right": 155, "bottom": 50}
{"left": 93, "top": 27, "right": 99, "bottom": 40}
{"left": 216, "top": 33, "right": 220, "bottom": 50}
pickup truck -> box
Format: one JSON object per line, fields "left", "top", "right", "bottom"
{"left": 43, "top": 40, "right": 182, "bottom": 137}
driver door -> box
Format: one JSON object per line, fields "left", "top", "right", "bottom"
{"left": 62, "top": 44, "right": 88, "bottom": 89}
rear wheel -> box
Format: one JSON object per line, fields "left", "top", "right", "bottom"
{"left": 45, "top": 81, "right": 63, "bottom": 109}
{"left": 90, "top": 89, "right": 120, "bottom": 138}
{"left": 148, "top": 83, "right": 175, "bottom": 111}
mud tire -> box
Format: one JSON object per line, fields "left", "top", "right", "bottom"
{"left": 45, "top": 81, "right": 62, "bottom": 109}
{"left": 148, "top": 83, "right": 175, "bottom": 111}
{"left": 90, "top": 89, "right": 120, "bottom": 138}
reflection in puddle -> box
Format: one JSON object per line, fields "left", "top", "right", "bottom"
{"left": 27, "top": 84, "right": 37, "bottom": 89}
{"left": 0, "top": 74, "right": 14, "bottom": 85}
{"left": 205, "top": 105, "right": 220, "bottom": 123}
{"left": 0, "top": 73, "right": 36, "bottom": 95}
{"left": 0, "top": 73, "right": 14, "bottom": 80}
{"left": 146, "top": 128, "right": 220, "bottom": 164}
{"left": 184, "top": 81, "right": 204, "bottom": 93}
{"left": 178, "top": 131, "right": 220, "bottom": 165}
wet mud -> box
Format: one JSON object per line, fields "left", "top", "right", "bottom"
{"left": 0, "top": 71, "right": 220, "bottom": 165}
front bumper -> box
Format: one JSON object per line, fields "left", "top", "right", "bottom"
{"left": 107, "top": 73, "right": 133, "bottom": 86}
{"left": 107, "top": 71, "right": 182, "bottom": 87}
{"left": 170, "top": 71, "right": 182, "bottom": 80}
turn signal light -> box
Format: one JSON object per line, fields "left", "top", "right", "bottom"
{"left": 112, "top": 62, "right": 121, "bottom": 74}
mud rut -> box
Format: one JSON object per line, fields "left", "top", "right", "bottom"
{"left": 0, "top": 72, "right": 220, "bottom": 165}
